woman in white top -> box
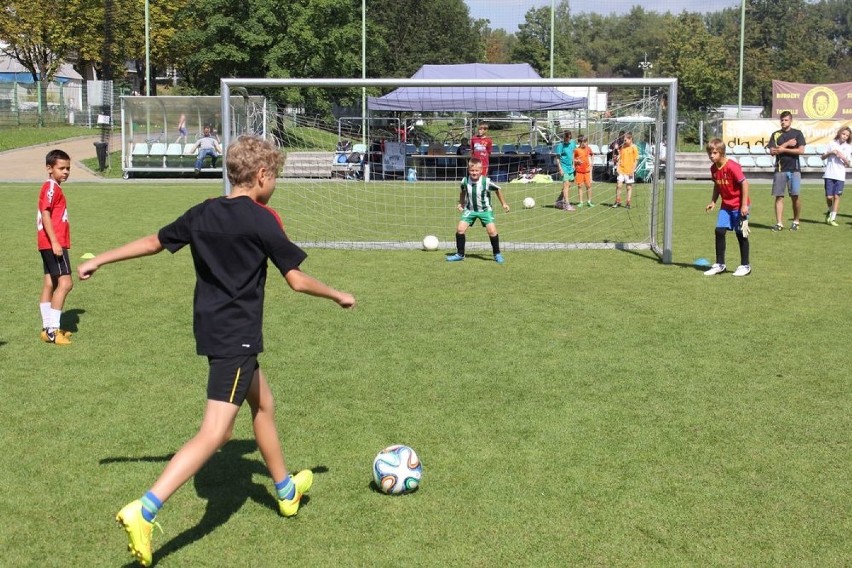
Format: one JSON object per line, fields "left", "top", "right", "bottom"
{"left": 821, "top": 126, "right": 852, "bottom": 226}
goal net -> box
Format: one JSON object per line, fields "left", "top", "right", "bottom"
{"left": 221, "top": 77, "right": 676, "bottom": 263}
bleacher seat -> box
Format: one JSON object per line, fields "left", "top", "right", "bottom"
{"left": 518, "top": 143, "right": 532, "bottom": 154}
{"left": 813, "top": 144, "right": 827, "bottom": 156}
{"left": 130, "top": 142, "right": 149, "bottom": 167}
{"left": 738, "top": 156, "right": 757, "bottom": 168}
{"left": 352, "top": 143, "right": 367, "bottom": 154}
{"left": 183, "top": 143, "right": 198, "bottom": 157}
{"left": 806, "top": 156, "right": 825, "bottom": 168}
{"left": 589, "top": 144, "right": 601, "bottom": 155}
{"left": 419, "top": 144, "right": 429, "bottom": 155}
{"left": 501, "top": 143, "right": 517, "bottom": 154}
{"left": 165, "top": 143, "right": 184, "bottom": 167}
{"left": 755, "top": 156, "right": 774, "bottom": 168}
{"left": 405, "top": 143, "right": 417, "bottom": 155}
{"left": 732, "top": 144, "right": 749, "bottom": 155}
{"left": 749, "top": 145, "right": 767, "bottom": 155}
{"left": 592, "top": 155, "right": 605, "bottom": 167}
{"left": 803, "top": 144, "right": 817, "bottom": 155}
{"left": 799, "top": 156, "right": 808, "bottom": 169}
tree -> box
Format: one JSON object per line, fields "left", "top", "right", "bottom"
{"left": 657, "top": 13, "right": 736, "bottom": 111}
{"left": 0, "top": 1, "right": 77, "bottom": 124}
{"left": 367, "top": 0, "right": 483, "bottom": 79}
{"left": 511, "top": 1, "right": 575, "bottom": 78}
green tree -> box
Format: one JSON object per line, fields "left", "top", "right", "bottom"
{"left": 742, "top": 0, "right": 835, "bottom": 109}
{"left": 511, "top": 1, "right": 575, "bottom": 78}
{"left": 0, "top": 0, "right": 77, "bottom": 123}
{"left": 657, "top": 13, "right": 736, "bottom": 111}
{"left": 367, "top": 0, "right": 482, "bottom": 78}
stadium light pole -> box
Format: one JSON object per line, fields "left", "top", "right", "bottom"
{"left": 144, "top": 0, "right": 151, "bottom": 96}
{"left": 549, "top": 0, "right": 555, "bottom": 78}
{"left": 737, "top": 0, "right": 745, "bottom": 118}
{"left": 638, "top": 53, "right": 652, "bottom": 112}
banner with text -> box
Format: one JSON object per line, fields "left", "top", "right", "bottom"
{"left": 771, "top": 80, "right": 852, "bottom": 120}
{"left": 722, "top": 119, "right": 844, "bottom": 149}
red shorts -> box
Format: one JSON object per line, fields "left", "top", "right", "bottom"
{"left": 576, "top": 171, "right": 592, "bottom": 186}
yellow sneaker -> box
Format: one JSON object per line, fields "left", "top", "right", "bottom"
{"left": 116, "top": 500, "right": 161, "bottom": 567}
{"left": 278, "top": 470, "right": 313, "bottom": 517}
{"left": 42, "top": 328, "right": 71, "bottom": 345}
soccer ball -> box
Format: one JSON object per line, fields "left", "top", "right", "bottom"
{"left": 372, "top": 444, "right": 422, "bottom": 495}
{"left": 523, "top": 197, "right": 536, "bottom": 209}
{"left": 422, "top": 235, "right": 439, "bottom": 251}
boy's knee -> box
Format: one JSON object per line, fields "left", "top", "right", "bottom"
{"left": 714, "top": 227, "right": 727, "bottom": 237}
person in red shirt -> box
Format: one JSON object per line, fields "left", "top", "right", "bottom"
{"left": 470, "top": 123, "right": 493, "bottom": 176}
{"left": 703, "top": 138, "right": 752, "bottom": 277}
{"left": 37, "top": 149, "right": 73, "bottom": 345}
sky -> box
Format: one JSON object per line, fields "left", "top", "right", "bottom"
{"left": 465, "top": 0, "right": 743, "bottom": 31}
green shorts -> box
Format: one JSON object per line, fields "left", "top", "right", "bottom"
{"left": 561, "top": 171, "right": 575, "bottom": 182}
{"left": 460, "top": 209, "right": 495, "bottom": 227}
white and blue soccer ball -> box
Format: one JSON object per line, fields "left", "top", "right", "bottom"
{"left": 372, "top": 444, "right": 422, "bottom": 495}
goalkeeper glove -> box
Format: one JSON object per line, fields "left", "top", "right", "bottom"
{"left": 739, "top": 218, "right": 750, "bottom": 238}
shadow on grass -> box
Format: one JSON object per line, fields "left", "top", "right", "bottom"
{"left": 101, "top": 439, "right": 326, "bottom": 566}
{"left": 60, "top": 308, "right": 85, "bottom": 333}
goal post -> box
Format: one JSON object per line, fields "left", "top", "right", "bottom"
{"left": 221, "top": 77, "right": 677, "bottom": 264}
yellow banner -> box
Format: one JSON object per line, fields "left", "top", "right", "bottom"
{"left": 722, "top": 119, "right": 847, "bottom": 149}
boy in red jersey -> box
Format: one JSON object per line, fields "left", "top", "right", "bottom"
{"left": 703, "top": 138, "right": 751, "bottom": 277}
{"left": 37, "top": 149, "right": 73, "bottom": 345}
{"left": 470, "top": 123, "right": 493, "bottom": 176}
{"left": 78, "top": 136, "right": 356, "bottom": 566}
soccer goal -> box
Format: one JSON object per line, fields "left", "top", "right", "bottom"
{"left": 220, "top": 77, "right": 677, "bottom": 263}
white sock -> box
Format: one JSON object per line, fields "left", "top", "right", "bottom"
{"left": 40, "top": 302, "right": 51, "bottom": 328}
{"left": 829, "top": 212, "right": 836, "bottom": 221}
{"left": 49, "top": 308, "right": 62, "bottom": 330}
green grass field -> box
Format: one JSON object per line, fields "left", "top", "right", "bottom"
{"left": 0, "top": 179, "right": 849, "bottom": 566}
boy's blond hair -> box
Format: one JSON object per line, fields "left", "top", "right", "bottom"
{"left": 226, "top": 136, "right": 286, "bottom": 187}
{"left": 468, "top": 157, "right": 483, "bottom": 167}
{"left": 705, "top": 138, "right": 726, "bottom": 156}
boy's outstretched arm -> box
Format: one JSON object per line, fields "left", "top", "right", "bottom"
{"left": 77, "top": 234, "right": 164, "bottom": 280}
{"left": 284, "top": 268, "right": 355, "bottom": 309}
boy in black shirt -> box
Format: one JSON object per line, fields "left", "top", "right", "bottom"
{"left": 79, "top": 136, "right": 355, "bottom": 566}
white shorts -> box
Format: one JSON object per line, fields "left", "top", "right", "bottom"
{"left": 617, "top": 173, "right": 635, "bottom": 184}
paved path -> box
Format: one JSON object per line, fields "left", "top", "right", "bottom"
{"left": 0, "top": 135, "right": 118, "bottom": 182}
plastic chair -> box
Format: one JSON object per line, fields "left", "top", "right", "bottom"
{"left": 806, "top": 156, "right": 825, "bottom": 168}
{"left": 755, "top": 156, "right": 774, "bottom": 168}
{"left": 749, "top": 145, "right": 767, "bottom": 155}
{"left": 130, "top": 143, "right": 149, "bottom": 167}
{"left": 501, "top": 143, "right": 517, "bottom": 154}
{"left": 518, "top": 143, "right": 532, "bottom": 154}
{"left": 732, "top": 144, "right": 749, "bottom": 155}
{"left": 738, "top": 156, "right": 757, "bottom": 168}
{"left": 165, "top": 143, "right": 184, "bottom": 167}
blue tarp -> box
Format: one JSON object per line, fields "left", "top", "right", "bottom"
{"left": 367, "top": 63, "right": 586, "bottom": 112}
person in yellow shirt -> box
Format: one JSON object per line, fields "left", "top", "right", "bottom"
{"left": 612, "top": 132, "right": 638, "bottom": 209}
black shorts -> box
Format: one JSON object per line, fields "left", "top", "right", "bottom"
{"left": 40, "top": 249, "right": 71, "bottom": 277}
{"left": 207, "top": 354, "right": 259, "bottom": 405}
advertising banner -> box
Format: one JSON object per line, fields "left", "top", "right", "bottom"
{"left": 723, "top": 119, "right": 844, "bottom": 149}
{"left": 771, "top": 80, "right": 852, "bottom": 120}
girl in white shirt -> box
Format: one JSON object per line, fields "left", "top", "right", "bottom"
{"left": 821, "top": 126, "right": 852, "bottom": 226}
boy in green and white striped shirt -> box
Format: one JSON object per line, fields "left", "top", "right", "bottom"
{"left": 446, "top": 157, "right": 510, "bottom": 264}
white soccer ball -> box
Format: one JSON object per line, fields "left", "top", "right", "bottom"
{"left": 422, "top": 235, "right": 440, "bottom": 251}
{"left": 372, "top": 444, "right": 422, "bottom": 495}
{"left": 523, "top": 197, "right": 536, "bottom": 209}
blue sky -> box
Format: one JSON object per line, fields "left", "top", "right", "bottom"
{"left": 465, "top": 0, "right": 743, "bottom": 31}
